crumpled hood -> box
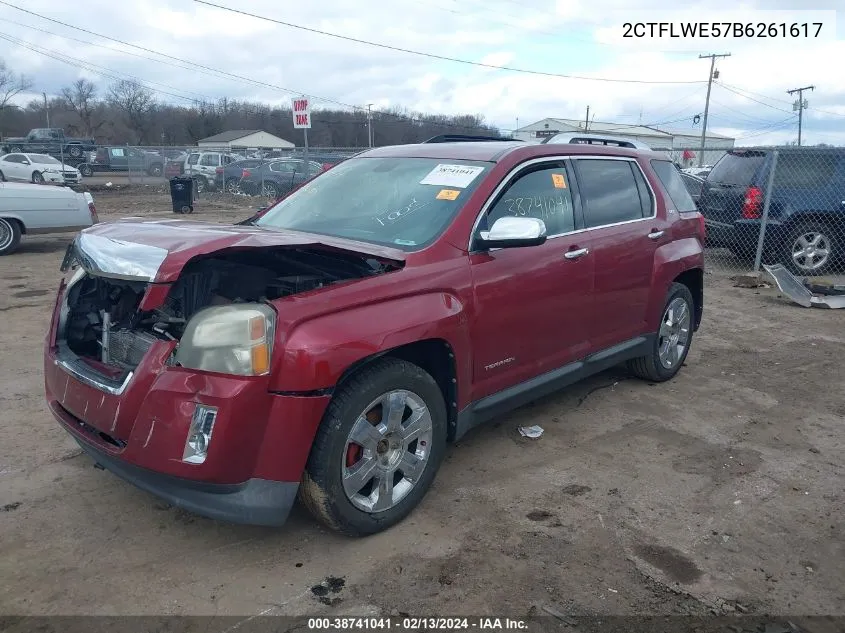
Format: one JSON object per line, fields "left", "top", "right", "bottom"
{"left": 65, "top": 218, "right": 407, "bottom": 283}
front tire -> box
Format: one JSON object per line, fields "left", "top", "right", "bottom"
{"left": 0, "top": 218, "right": 22, "bottom": 255}
{"left": 148, "top": 164, "right": 163, "bottom": 177}
{"left": 79, "top": 164, "right": 93, "bottom": 177}
{"left": 225, "top": 178, "right": 241, "bottom": 194}
{"left": 628, "top": 282, "right": 695, "bottom": 383}
{"left": 31, "top": 171, "right": 44, "bottom": 184}
{"left": 300, "top": 358, "right": 448, "bottom": 536}
{"left": 261, "top": 181, "right": 279, "bottom": 198}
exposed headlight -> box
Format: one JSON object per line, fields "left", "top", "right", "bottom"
{"left": 174, "top": 304, "right": 275, "bottom": 376}
{"left": 43, "top": 168, "right": 60, "bottom": 174}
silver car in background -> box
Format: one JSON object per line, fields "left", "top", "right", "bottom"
{"left": 0, "top": 182, "right": 97, "bottom": 255}
{"left": 0, "top": 153, "right": 82, "bottom": 186}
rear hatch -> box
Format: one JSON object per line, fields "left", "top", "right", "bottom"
{"left": 699, "top": 150, "right": 769, "bottom": 225}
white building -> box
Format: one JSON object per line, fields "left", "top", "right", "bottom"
{"left": 513, "top": 118, "right": 735, "bottom": 167}
{"left": 196, "top": 130, "right": 295, "bottom": 150}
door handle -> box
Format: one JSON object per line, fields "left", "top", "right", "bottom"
{"left": 564, "top": 247, "right": 590, "bottom": 260}
{"left": 648, "top": 230, "right": 665, "bottom": 240}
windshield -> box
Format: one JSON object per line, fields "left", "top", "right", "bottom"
{"left": 256, "top": 157, "right": 491, "bottom": 249}
{"left": 30, "top": 154, "right": 61, "bottom": 165}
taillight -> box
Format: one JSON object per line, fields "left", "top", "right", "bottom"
{"left": 88, "top": 202, "right": 98, "bottom": 224}
{"left": 242, "top": 169, "right": 251, "bottom": 178}
{"left": 697, "top": 212, "right": 706, "bottom": 241}
{"left": 741, "top": 186, "right": 763, "bottom": 219}
{"left": 322, "top": 163, "right": 331, "bottom": 171}
{"left": 215, "top": 167, "right": 223, "bottom": 174}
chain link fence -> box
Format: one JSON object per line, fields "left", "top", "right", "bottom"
{"left": 671, "top": 146, "right": 845, "bottom": 279}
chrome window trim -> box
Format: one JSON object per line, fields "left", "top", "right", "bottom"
{"left": 468, "top": 155, "right": 657, "bottom": 252}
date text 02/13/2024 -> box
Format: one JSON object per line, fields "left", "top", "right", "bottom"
{"left": 306, "top": 617, "right": 529, "bottom": 630}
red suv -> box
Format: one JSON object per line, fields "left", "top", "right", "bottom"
{"left": 44, "top": 142, "right": 705, "bottom": 535}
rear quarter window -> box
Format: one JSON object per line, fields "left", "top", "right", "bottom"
{"left": 708, "top": 151, "right": 766, "bottom": 187}
{"left": 651, "top": 160, "right": 698, "bottom": 212}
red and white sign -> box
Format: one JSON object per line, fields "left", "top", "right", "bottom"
{"left": 292, "top": 97, "right": 311, "bottom": 129}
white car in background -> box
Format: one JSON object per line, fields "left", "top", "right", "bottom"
{"left": 682, "top": 166, "right": 713, "bottom": 178}
{"left": 0, "top": 153, "right": 82, "bottom": 186}
{"left": 0, "top": 182, "right": 97, "bottom": 255}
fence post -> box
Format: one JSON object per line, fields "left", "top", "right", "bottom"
{"left": 753, "top": 149, "right": 779, "bottom": 272}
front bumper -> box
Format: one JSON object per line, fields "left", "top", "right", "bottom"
{"left": 69, "top": 430, "right": 298, "bottom": 526}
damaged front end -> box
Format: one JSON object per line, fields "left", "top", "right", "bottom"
{"left": 55, "top": 229, "right": 403, "bottom": 388}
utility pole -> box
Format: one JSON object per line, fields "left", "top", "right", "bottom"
{"left": 366, "top": 104, "right": 373, "bottom": 148}
{"left": 585, "top": 105, "right": 590, "bottom": 130}
{"left": 698, "top": 52, "right": 730, "bottom": 166}
{"left": 787, "top": 85, "right": 814, "bottom": 146}
{"left": 43, "top": 92, "right": 49, "bottom": 127}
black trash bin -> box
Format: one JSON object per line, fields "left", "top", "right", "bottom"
{"left": 169, "top": 176, "right": 196, "bottom": 214}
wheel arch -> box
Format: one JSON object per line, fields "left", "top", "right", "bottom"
{"left": 0, "top": 214, "right": 26, "bottom": 234}
{"left": 672, "top": 267, "right": 703, "bottom": 332}
{"left": 334, "top": 339, "right": 459, "bottom": 440}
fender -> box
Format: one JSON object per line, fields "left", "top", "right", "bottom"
{"left": 0, "top": 213, "right": 28, "bottom": 233}
{"left": 269, "top": 291, "right": 473, "bottom": 398}
{"left": 647, "top": 236, "right": 705, "bottom": 330}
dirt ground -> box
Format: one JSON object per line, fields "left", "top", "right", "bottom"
{"left": 0, "top": 188, "right": 843, "bottom": 626}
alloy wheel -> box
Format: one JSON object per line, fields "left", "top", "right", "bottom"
{"left": 658, "top": 297, "right": 691, "bottom": 370}
{"left": 791, "top": 231, "right": 830, "bottom": 272}
{"left": 342, "top": 389, "right": 433, "bottom": 513}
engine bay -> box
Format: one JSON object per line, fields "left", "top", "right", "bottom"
{"left": 61, "top": 247, "right": 399, "bottom": 371}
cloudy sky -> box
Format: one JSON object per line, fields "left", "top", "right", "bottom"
{"left": 1, "top": 0, "right": 844, "bottom": 145}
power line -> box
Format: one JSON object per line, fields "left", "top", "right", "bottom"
{"left": 714, "top": 82, "right": 793, "bottom": 114}
{"left": 193, "top": 0, "right": 705, "bottom": 84}
{"left": 0, "top": 31, "right": 208, "bottom": 103}
{"left": 0, "top": 3, "right": 495, "bottom": 134}
{"left": 733, "top": 116, "right": 799, "bottom": 141}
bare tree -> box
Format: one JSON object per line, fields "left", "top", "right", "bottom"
{"left": 61, "top": 79, "right": 105, "bottom": 138}
{"left": 107, "top": 79, "right": 156, "bottom": 143}
{"left": 0, "top": 59, "right": 33, "bottom": 111}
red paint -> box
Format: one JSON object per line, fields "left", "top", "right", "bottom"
{"left": 45, "top": 143, "right": 704, "bottom": 506}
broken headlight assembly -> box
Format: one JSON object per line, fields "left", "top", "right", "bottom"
{"left": 174, "top": 304, "right": 275, "bottom": 376}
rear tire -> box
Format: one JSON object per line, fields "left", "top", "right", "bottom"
{"left": 148, "top": 164, "right": 163, "bottom": 177}
{"left": 299, "top": 358, "right": 448, "bottom": 536}
{"left": 0, "top": 218, "right": 22, "bottom": 255}
{"left": 193, "top": 176, "right": 207, "bottom": 193}
{"left": 68, "top": 145, "right": 83, "bottom": 158}
{"left": 225, "top": 178, "right": 241, "bottom": 194}
{"left": 627, "top": 283, "right": 695, "bottom": 383}
{"left": 783, "top": 221, "right": 837, "bottom": 277}
{"left": 9, "top": 145, "right": 22, "bottom": 153}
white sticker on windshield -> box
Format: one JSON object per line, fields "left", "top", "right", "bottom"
{"left": 419, "top": 164, "right": 484, "bottom": 188}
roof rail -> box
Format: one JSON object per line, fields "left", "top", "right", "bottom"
{"left": 422, "top": 134, "right": 522, "bottom": 144}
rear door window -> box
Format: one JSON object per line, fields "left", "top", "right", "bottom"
{"left": 651, "top": 160, "right": 698, "bottom": 212}
{"left": 708, "top": 151, "right": 766, "bottom": 186}
{"left": 575, "top": 159, "right": 647, "bottom": 227}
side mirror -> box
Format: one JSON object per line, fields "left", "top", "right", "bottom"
{"left": 477, "top": 216, "right": 547, "bottom": 249}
